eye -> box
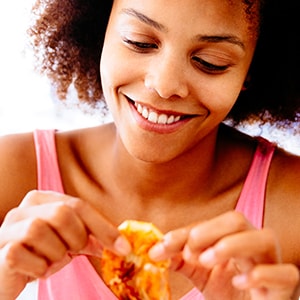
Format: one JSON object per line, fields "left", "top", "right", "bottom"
{"left": 123, "top": 38, "right": 158, "bottom": 53}
{"left": 192, "top": 56, "right": 230, "bottom": 74}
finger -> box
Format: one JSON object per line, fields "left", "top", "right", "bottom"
{"left": 187, "top": 211, "right": 252, "bottom": 254}
{"left": 199, "top": 228, "right": 280, "bottom": 268}
{"left": 40, "top": 202, "right": 88, "bottom": 252}
{"left": 170, "top": 254, "right": 211, "bottom": 290}
{"left": 5, "top": 190, "right": 131, "bottom": 256}
{"left": 182, "top": 211, "right": 252, "bottom": 264}
{"left": 31, "top": 198, "right": 131, "bottom": 256}
{"left": 2, "top": 190, "right": 69, "bottom": 225}
{"left": 19, "top": 190, "right": 69, "bottom": 208}
{"left": 75, "top": 235, "right": 103, "bottom": 257}
{"left": 2, "top": 218, "right": 68, "bottom": 263}
{"left": 233, "top": 264, "right": 300, "bottom": 291}
{"left": 0, "top": 242, "right": 49, "bottom": 278}
{"left": 149, "top": 227, "right": 190, "bottom": 261}
{"left": 66, "top": 198, "right": 131, "bottom": 256}
{"left": 2, "top": 202, "right": 89, "bottom": 253}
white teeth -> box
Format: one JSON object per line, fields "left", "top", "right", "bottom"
{"left": 167, "top": 115, "right": 175, "bottom": 124}
{"left": 158, "top": 114, "right": 168, "bottom": 124}
{"left": 137, "top": 103, "right": 143, "bottom": 114}
{"left": 142, "top": 107, "right": 149, "bottom": 119}
{"left": 148, "top": 111, "right": 158, "bottom": 123}
{"left": 134, "top": 102, "right": 181, "bottom": 125}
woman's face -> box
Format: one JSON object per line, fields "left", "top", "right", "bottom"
{"left": 100, "top": 0, "right": 258, "bottom": 162}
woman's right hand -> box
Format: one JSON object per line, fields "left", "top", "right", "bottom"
{"left": 0, "top": 190, "right": 131, "bottom": 300}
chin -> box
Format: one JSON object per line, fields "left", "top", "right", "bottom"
{"left": 125, "top": 140, "right": 185, "bottom": 165}
{"left": 131, "top": 150, "right": 172, "bottom": 165}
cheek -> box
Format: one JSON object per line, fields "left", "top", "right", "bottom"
{"left": 100, "top": 44, "right": 118, "bottom": 95}
{"left": 196, "top": 76, "right": 243, "bottom": 116}
{"left": 100, "top": 44, "right": 139, "bottom": 98}
{"left": 100, "top": 51, "right": 119, "bottom": 117}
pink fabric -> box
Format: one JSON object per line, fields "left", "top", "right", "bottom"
{"left": 33, "top": 130, "right": 64, "bottom": 194}
{"left": 34, "top": 130, "right": 275, "bottom": 300}
{"left": 235, "top": 137, "right": 275, "bottom": 228}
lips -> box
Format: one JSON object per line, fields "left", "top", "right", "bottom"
{"left": 125, "top": 95, "right": 196, "bottom": 134}
{"left": 134, "top": 102, "right": 181, "bottom": 125}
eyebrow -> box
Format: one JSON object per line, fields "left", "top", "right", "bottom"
{"left": 196, "top": 35, "right": 245, "bottom": 50}
{"left": 121, "top": 8, "right": 245, "bottom": 51}
{"left": 121, "top": 8, "right": 167, "bottom": 32}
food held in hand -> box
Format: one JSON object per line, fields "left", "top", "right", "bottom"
{"left": 101, "top": 220, "right": 170, "bottom": 300}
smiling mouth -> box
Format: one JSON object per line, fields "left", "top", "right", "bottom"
{"left": 134, "top": 102, "right": 181, "bottom": 125}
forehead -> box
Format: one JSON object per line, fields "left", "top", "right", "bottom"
{"left": 111, "top": 0, "right": 260, "bottom": 40}
{"left": 111, "top": 0, "right": 259, "bottom": 18}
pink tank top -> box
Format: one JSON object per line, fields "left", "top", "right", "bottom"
{"left": 34, "top": 129, "right": 275, "bottom": 300}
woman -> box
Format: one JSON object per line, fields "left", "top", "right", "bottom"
{"left": 0, "top": 0, "right": 299, "bottom": 299}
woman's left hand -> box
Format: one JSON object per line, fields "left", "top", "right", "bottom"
{"left": 149, "top": 211, "right": 299, "bottom": 300}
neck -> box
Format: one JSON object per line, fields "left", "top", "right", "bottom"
{"left": 111, "top": 127, "right": 220, "bottom": 203}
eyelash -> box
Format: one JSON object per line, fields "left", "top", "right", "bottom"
{"left": 123, "top": 38, "right": 230, "bottom": 74}
{"left": 192, "top": 56, "right": 230, "bottom": 73}
{"left": 123, "top": 38, "right": 158, "bottom": 53}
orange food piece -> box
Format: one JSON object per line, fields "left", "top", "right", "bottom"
{"left": 101, "top": 220, "right": 171, "bottom": 300}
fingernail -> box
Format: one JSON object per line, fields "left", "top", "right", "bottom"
{"left": 148, "top": 243, "right": 165, "bottom": 261}
{"left": 182, "top": 246, "right": 192, "bottom": 261}
{"left": 232, "top": 274, "right": 248, "bottom": 289}
{"left": 199, "top": 248, "right": 216, "bottom": 267}
{"left": 182, "top": 246, "right": 198, "bottom": 263}
{"left": 114, "top": 236, "right": 131, "bottom": 256}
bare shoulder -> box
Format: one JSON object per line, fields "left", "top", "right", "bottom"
{"left": 55, "top": 123, "right": 115, "bottom": 159}
{"left": 266, "top": 147, "right": 300, "bottom": 265}
{"left": 269, "top": 148, "right": 300, "bottom": 196}
{"left": 0, "top": 132, "right": 37, "bottom": 222}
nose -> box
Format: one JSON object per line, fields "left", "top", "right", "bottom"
{"left": 144, "top": 52, "right": 189, "bottom": 99}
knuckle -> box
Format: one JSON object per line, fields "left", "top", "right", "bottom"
{"left": 2, "top": 243, "right": 47, "bottom": 276}
{"left": 3, "top": 207, "right": 20, "bottom": 223}
{"left": 27, "top": 258, "right": 48, "bottom": 278}
{"left": 33, "top": 266, "right": 48, "bottom": 278}
{"left": 227, "top": 211, "right": 249, "bottom": 231}
{"left": 52, "top": 203, "right": 88, "bottom": 252}
{"left": 3, "top": 243, "right": 22, "bottom": 269}
{"left": 23, "top": 218, "right": 48, "bottom": 243}
{"left": 22, "top": 190, "right": 40, "bottom": 206}
{"left": 52, "top": 203, "right": 74, "bottom": 226}
{"left": 66, "top": 197, "right": 85, "bottom": 212}
{"left": 70, "top": 234, "right": 88, "bottom": 252}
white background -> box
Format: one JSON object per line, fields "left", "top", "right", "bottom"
{"left": 0, "top": 0, "right": 109, "bottom": 135}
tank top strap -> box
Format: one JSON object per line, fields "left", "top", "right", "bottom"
{"left": 33, "top": 129, "right": 64, "bottom": 193}
{"left": 236, "top": 137, "right": 276, "bottom": 228}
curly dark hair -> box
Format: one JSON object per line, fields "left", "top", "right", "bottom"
{"left": 28, "top": 0, "right": 300, "bottom": 125}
